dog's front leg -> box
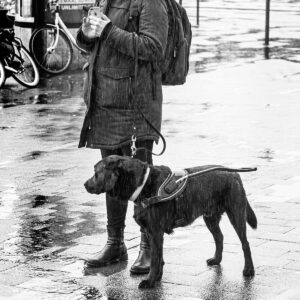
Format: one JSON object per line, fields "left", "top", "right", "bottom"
{"left": 138, "top": 230, "right": 164, "bottom": 289}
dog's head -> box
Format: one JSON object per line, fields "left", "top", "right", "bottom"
{"left": 84, "top": 155, "right": 148, "bottom": 200}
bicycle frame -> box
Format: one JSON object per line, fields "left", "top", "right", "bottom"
{"left": 1, "top": 34, "right": 24, "bottom": 74}
{"left": 46, "top": 5, "right": 87, "bottom": 54}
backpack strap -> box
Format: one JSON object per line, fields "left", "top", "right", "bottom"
{"left": 129, "top": 0, "right": 140, "bottom": 20}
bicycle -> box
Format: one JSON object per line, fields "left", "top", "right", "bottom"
{"left": 0, "top": 28, "right": 40, "bottom": 88}
{"left": 29, "top": 0, "right": 88, "bottom": 75}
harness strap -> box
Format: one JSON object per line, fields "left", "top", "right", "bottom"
{"left": 141, "top": 195, "right": 166, "bottom": 208}
{"left": 140, "top": 171, "right": 188, "bottom": 208}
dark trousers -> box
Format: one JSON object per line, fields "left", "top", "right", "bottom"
{"left": 101, "top": 140, "right": 153, "bottom": 231}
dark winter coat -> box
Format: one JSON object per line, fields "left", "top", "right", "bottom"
{"left": 77, "top": 0, "right": 169, "bottom": 149}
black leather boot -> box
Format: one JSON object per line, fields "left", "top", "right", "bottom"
{"left": 130, "top": 231, "right": 151, "bottom": 274}
{"left": 85, "top": 227, "right": 128, "bottom": 267}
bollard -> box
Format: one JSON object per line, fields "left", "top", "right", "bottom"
{"left": 179, "top": 0, "right": 200, "bottom": 27}
{"left": 265, "top": 0, "right": 270, "bottom": 46}
{"left": 196, "top": 0, "right": 199, "bottom": 26}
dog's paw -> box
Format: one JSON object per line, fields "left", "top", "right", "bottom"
{"left": 138, "top": 279, "right": 155, "bottom": 289}
{"left": 243, "top": 267, "right": 255, "bottom": 277}
{"left": 206, "top": 257, "right": 221, "bottom": 266}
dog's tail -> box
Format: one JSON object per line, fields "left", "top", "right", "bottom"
{"left": 246, "top": 201, "right": 257, "bottom": 229}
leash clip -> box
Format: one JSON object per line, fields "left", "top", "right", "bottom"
{"left": 131, "top": 134, "right": 137, "bottom": 157}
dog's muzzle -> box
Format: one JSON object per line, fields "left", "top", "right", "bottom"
{"left": 84, "top": 178, "right": 97, "bottom": 194}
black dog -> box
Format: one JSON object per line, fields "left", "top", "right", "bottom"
{"left": 84, "top": 155, "right": 257, "bottom": 289}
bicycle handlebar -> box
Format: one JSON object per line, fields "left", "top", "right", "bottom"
{"left": 48, "top": 0, "right": 59, "bottom": 14}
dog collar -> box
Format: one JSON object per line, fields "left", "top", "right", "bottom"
{"left": 129, "top": 167, "right": 150, "bottom": 203}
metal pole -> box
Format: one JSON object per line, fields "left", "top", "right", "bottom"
{"left": 265, "top": 0, "right": 270, "bottom": 45}
{"left": 196, "top": 0, "right": 199, "bottom": 26}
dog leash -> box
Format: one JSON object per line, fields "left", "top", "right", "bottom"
{"left": 164, "top": 166, "right": 258, "bottom": 194}
{"left": 177, "top": 167, "right": 257, "bottom": 183}
{"left": 133, "top": 106, "right": 167, "bottom": 157}
{"left": 130, "top": 33, "right": 166, "bottom": 158}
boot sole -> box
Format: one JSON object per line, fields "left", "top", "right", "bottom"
{"left": 130, "top": 266, "right": 150, "bottom": 275}
{"left": 85, "top": 252, "right": 128, "bottom": 268}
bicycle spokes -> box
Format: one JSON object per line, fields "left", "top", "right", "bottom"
{"left": 46, "top": 28, "right": 59, "bottom": 53}
{"left": 30, "top": 26, "right": 73, "bottom": 74}
{"left": 11, "top": 43, "right": 39, "bottom": 87}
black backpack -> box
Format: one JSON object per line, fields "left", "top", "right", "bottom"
{"left": 129, "top": 0, "right": 192, "bottom": 86}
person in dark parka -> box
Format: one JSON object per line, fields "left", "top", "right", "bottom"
{"left": 76, "top": 0, "right": 168, "bottom": 274}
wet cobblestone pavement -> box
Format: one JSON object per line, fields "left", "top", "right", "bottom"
{"left": 1, "top": 0, "right": 300, "bottom": 299}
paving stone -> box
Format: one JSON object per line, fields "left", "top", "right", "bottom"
{"left": 283, "top": 260, "right": 300, "bottom": 271}
{"left": 18, "top": 277, "right": 81, "bottom": 294}
{"left": 254, "top": 254, "right": 291, "bottom": 268}
{"left": 282, "top": 251, "right": 300, "bottom": 261}
{"left": 28, "top": 258, "right": 76, "bottom": 272}
{"left": 0, "top": 266, "right": 33, "bottom": 286}
{"left": 273, "top": 289, "right": 300, "bottom": 300}
{"left": 0, "top": 260, "right": 19, "bottom": 272}
{"left": 257, "top": 241, "right": 300, "bottom": 252}
{"left": 0, "top": 284, "right": 23, "bottom": 299}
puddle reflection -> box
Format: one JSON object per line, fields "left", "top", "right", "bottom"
{"left": 84, "top": 261, "right": 128, "bottom": 277}
{"left": 21, "top": 150, "right": 47, "bottom": 161}
{"left": 0, "top": 71, "right": 84, "bottom": 109}
{"left": 258, "top": 148, "right": 274, "bottom": 162}
{"left": 200, "top": 267, "right": 256, "bottom": 300}
{"left": 1, "top": 192, "right": 103, "bottom": 262}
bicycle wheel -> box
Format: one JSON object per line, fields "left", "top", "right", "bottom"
{"left": 30, "top": 26, "right": 73, "bottom": 74}
{"left": 0, "top": 60, "right": 5, "bottom": 88}
{"left": 11, "top": 44, "right": 40, "bottom": 88}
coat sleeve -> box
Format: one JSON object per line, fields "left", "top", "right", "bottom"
{"left": 104, "top": 0, "right": 168, "bottom": 61}
{"left": 76, "top": 27, "right": 97, "bottom": 53}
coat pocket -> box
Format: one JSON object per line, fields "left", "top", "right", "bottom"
{"left": 95, "top": 67, "right": 131, "bottom": 108}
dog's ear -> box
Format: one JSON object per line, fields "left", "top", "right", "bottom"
{"left": 118, "top": 158, "right": 148, "bottom": 183}
{"left": 104, "top": 171, "right": 119, "bottom": 191}
{"left": 117, "top": 158, "right": 137, "bottom": 172}
{"left": 110, "top": 158, "right": 148, "bottom": 200}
